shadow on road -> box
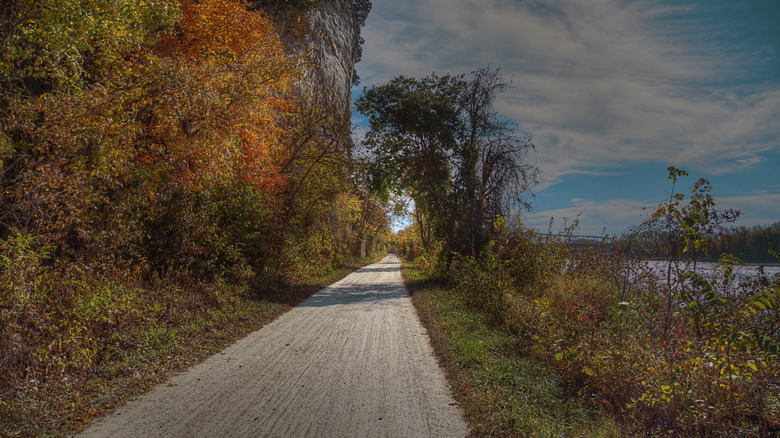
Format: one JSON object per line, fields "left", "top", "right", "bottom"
{"left": 298, "top": 282, "right": 408, "bottom": 308}
{"left": 352, "top": 267, "right": 399, "bottom": 273}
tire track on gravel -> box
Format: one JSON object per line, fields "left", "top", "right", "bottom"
{"left": 79, "top": 254, "right": 468, "bottom": 437}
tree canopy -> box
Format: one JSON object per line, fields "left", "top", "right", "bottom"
{"left": 355, "top": 68, "right": 537, "bottom": 257}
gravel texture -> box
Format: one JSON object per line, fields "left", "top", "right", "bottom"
{"left": 79, "top": 255, "right": 469, "bottom": 437}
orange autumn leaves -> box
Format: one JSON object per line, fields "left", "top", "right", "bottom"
{"left": 0, "top": 0, "right": 310, "bottom": 267}
{"left": 0, "top": 0, "right": 300, "bottom": 254}
{"left": 147, "top": 0, "right": 298, "bottom": 193}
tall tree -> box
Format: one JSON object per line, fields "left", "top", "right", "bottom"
{"left": 355, "top": 68, "right": 536, "bottom": 257}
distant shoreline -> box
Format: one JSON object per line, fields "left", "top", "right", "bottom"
{"left": 641, "top": 259, "right": 780, "bottom": 268}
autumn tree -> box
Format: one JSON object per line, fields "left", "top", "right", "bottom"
{"left": 1, "top": 1, "right": 389, "bottom": 430}
{"left": 262, "top": 85, "right": 391, "bottom": 279}
{"left": 127, "top": 0, "right": 300, "bottom": 276}
{"left": 0, "top": 0, "right": 179, "bottom": 256}
{"left": 0, "top": 0, "right": 301, "bottom": 387}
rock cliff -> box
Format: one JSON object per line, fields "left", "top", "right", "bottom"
{"left": 279, "top": 0, "right": 369, "bottom": 116}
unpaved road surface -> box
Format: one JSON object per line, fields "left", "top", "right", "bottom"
{"left": 80, "top": 255, "right": 468, "bottom": 437}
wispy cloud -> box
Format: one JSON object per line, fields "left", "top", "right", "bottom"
{"left": 522, "top": 198, "right": 653, "bottom": 235}
{"left": 524, "top": 192, "right": 780, "bottom": 235}
{"left": 358, "top": 0, "right": 780, "bottom": 189}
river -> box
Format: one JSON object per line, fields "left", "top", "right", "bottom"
{"left": 640, "top": 260, "right": 778, "bottom": 297}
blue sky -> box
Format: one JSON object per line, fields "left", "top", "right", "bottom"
{"left": 351, "top": 0, "right": 780, "bottom": 235}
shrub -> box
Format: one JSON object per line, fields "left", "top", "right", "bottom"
{"left": 448, "top": 217, "right": 779, "bottom": 435}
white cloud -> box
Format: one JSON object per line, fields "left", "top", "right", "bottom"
{"left": 357, "top": 0, "right": 780, "bottom": 189}
{"left": 522, "top": 198, "right": 653, "bottom": 235}
{"left": 523, "top": 192, "right": 780, "bottom": 236}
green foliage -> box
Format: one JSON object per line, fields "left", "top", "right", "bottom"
{"left": 0, "top": 229, "right": 53, "bottom": 302}
{"left": 450, "top": 247, "right": 513, "bottom": 321}
{"left": 436, "top": 169, "right": 779, "bottom": 436}
{"left": 0, "top": 0, "right": 179, "bottom": 95}
{"left": 710, "top": 223, "right": 780, "bottom": 263}
{"left": 356, "top": 68, "right": 536, "bottom": 257}
{"left": 406, "top": 258, "right": 622, "bottom": 437}
{"left": 356, "top": 72, "right": 464, "bottom": 201}
{"left": 650, "top": 167, "right": 740, "bottom": 261}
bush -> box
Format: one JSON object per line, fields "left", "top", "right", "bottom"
{"left": 449, "top": 247, "right": 514, "bottom": 322}
{"left": 447, "top": 221, "right": 780, "bottom": 436}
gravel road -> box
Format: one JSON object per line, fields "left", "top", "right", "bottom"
{"left": 79, "top": 254, "right": 468, "bottom": 437}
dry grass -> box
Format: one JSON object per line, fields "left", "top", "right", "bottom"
{"left": 0, "top": 258, "right": 378, "bottom": 437}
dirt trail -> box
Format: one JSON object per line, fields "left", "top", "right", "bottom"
{"left": 79, "top": 255, "right": 468, "bottom": 437}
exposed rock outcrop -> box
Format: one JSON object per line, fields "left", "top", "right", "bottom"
{"left": 308, "top": 3, "right": 353, "bottom": 108}
{"left": 279, "top": 0, "right": 369, "bottom": 116}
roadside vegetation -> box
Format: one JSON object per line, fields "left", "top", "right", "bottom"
{"left": 404, "top": 257, "right": 623, "bottom": 437}
{"left": 2, "top": 253, "right": 382, "bottom": 436}
{"left": 398, "top": 170, "right": 779, "bottom": 437}
{"left": 0, "top": 0, "right": 382, "bottom": 435}
{"left": 3, "top": 1, "right": 776, "bottom": 434}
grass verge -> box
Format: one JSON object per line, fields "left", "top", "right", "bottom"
{"left": 1, "top": 255, "right": 383, "bottom": 437}
{"left": 403, "top": 258, "right": 624, "bottom": 437}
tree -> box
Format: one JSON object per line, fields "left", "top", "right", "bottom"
{"left": 355, "top": 72, "right": 463, "bottom": 254}
{"left": 0, "top": 0, "right": 393, "bottom": 427}
{"left": 0, "top": 0, "right": 301, "bottom": 277}
{"left": 453, "top": 68, "right": 537, "bottom": 255}
{"left": 355, "top": 68, "right": 536, "bottom": 257}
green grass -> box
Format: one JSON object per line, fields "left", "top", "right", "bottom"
{"left": 403, "top": 258, "right": 624, "bottom": 437}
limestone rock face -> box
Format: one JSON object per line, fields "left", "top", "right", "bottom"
{"left": 304, "top": 0, "right": 361, "bottom": 113}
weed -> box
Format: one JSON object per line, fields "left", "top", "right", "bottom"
{"left": 405, "top": 259, "right": 622, "bottom": 437}
{"left": 404, "top": 169, "right": 780, "bottom": 436}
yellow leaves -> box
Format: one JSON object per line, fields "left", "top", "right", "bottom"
{"left": 0, "top": 132, "right": 13, "bottom": 169}
{"left": 135, "top": 0, "right": 301, "bottom": 193}
{"left": 4, "top": 0, "right": 177, "bottom": 90}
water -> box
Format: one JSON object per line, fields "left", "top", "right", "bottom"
{"left": 640, "top": 260, "right": 778, "bottom": 298}
{"left": 643, "top": 260, "right": 780, "bottom": 281}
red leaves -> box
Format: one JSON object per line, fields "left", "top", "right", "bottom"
{"left": 143, "top": 0, "right": 298, "bottom": 192}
